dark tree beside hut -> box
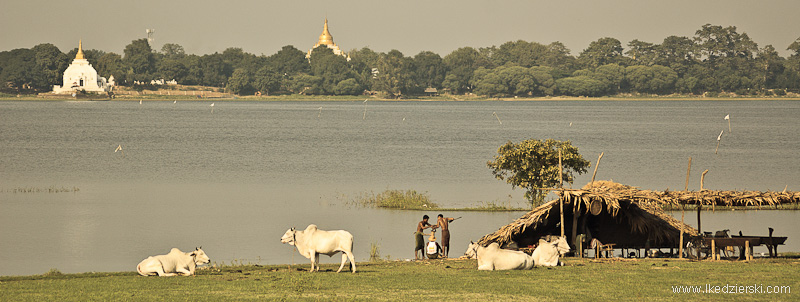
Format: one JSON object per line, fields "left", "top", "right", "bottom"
{"left": 487, "top": 139, "right": 590, "bottom": 208}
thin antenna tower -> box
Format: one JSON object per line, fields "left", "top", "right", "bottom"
{"left": 146, "top": 29, "right": 155, "bottom": 47}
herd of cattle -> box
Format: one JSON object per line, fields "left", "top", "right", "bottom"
{"left": 136, "top": 224, "right": 569, "bottom": 276}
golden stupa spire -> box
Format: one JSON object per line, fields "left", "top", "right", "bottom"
{"left": 317, "top": 18, "right": 334, "bottom": 46}
{"left": 75, "top": 39, "right": 85, "bottom": 60}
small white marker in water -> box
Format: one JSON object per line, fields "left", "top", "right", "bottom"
{"left": 114, "top": 144, "right": 124, "bottom": 157}
{"left": 724, "top": 114, "right": 731, "bottom": 133}
{"left": 715, "top": 130, "right": 723, "bottom": 154}
{"left": 492, "top": 112, "right": 502, "bottom": 125}
{"left": 210, "top": 103, "right": 215, "bottom": 113}
{"left": 318, "top": 106, "right": 323, "bottom": 118}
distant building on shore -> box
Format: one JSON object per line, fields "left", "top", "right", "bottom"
{"left": 52, "top": 40, "right": 112, "bottom": 94}
{"left": 307, "top": 19, "right": 349, "bottom": 61}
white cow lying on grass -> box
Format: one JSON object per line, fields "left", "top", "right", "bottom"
{"left": 137, "top": 247, "right": 211, "bottom": 276}
{"left": 280, "top": 224, "right": 356, "bottom": 273}
{"left": 532, "top": 236, "right": 570, "bottom": 267}
{"left": 476, "top": 242, "right": 534, "bottom": 270}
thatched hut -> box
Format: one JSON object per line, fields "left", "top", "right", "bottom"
{"left": 478, "top": 180, "right": 799, "bottom": 254}
{"left": 478, "top": 181, "right": 699, "bottom": 252}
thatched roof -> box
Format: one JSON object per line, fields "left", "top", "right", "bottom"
{"left": 479, "top": 181, "right": 799, "bottom": 248}
{"left": 578, "top": 180, "right": 800, "bottom": 208}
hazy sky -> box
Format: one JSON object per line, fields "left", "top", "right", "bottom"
{"left": 2, "top": 0, "right": 799, "bottom": 57}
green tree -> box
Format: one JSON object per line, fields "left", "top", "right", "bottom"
{"left": 287, "top": 74, "right": 322, "bottom": 95}
{"left": 199, "top": 53, "right": 230, "bottom": 87}
{"left": 555, "top": 76, "right": 607, "bottom": 96}
{"left": 31, "top": 43, "right": 69, "bottom": 89}
{"left": 443, "top": 47, "right": 487, "bottom": 94}
{"left": 226, "top": 68, "right": 255, "bottom": 95}
{"left": 578, "top": 37, "right": 624, "bottom": 69}
{"left": 0, "top": 49, "right": 45, "bottom": 93}
{"left": 348, "top": 47, "right": 380, "bottom": 90}
{"left": 253, "top": 65, "right": 283, "bottom": 95}
{"left": 373, "top": 49, "right": 414, "bottom": 98}
{"left": 309, "top": 46, "right": 352, "bottom": 94}
{"left": 269, "top": 45, "right": 310, "bottom": 75}
{"left": 756, "top": 45, "right": 785, "bottom": 89}
{"left": 122, "top": 39, "right": 155, "bottom": 81}
{"left": 655, "top": 36, "right": 698, "bottom": 77}
{"left": 491, "top": 40, "right": 548, "bottom": 67}
{"left": 593, "top": 63, "right": 625, "bottom": 93}
{"left": 156, "top": 58, "right": 188, "bottom": 83}
{"left": 333, "top": 78, "right": 363, "bottom": 95}
{"left": 96, "top": 53, "right": 127, "bottom": 84}
{"left": 626, "top": 39, "right": 656, "bottom": 65}
{"left": 160, "top": 43, "right": 186, "bottom": 59}
{"left": 543, "top": 41, "right": 577, "bottom": 78}
{"left": 412, "top": 51, "right": 446, "bottom": 89}
{"left": 487, "top": 139, "right": 590, "bottom": 207}
{"left": 625, "top": 65, "right": 678, "bottom": 94}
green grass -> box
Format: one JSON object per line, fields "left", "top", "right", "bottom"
{"left": 1, "top": 257, "right": 798, "bottom": 301}
{"left": 349, "top": 189, "right": 438, "bottom": 210}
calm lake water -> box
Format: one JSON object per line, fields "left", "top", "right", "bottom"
{"left": 0, "top": 100, "right": 798, "bottom": 276}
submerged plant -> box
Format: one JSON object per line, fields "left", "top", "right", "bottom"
{"left": 351, "top": 190, "right": 438, "bottom": 210}
{"left": 369, "top": 242, "right": 381, "bottom": 262}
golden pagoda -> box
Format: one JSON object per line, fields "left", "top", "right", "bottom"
{"left": 307, "top": 19, "right": 348, "bottom": 60}
{"left": 76, "top": 39, "right": 85, "bottom": 60}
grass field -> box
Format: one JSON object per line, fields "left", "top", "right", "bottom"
{"left": 1, "top": 257, "right": 797, "bottom": 301}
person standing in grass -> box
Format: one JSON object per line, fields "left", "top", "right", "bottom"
{"left": 437, "top": 214, "right": 456, "bottom": 258}
{"left": 415, "top": 215, "right": 435, "bottom": 260}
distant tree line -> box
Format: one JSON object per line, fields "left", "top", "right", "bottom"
{"left": 2, "top": 24, "right": 800, "bottom": 97}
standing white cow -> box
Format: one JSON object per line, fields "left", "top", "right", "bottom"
{"left": 280, "top": 224, "right": 356, "bottom": 273}
{"left": 531, "top": 236, "right": 570, "bottom": 267}
{"left": 137, "top": 247, "right": 211, "bottom": 276}
{"left": 476, "top": 242, "right": 535, "bottom": 270}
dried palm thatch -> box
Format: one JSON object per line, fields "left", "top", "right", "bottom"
{"left": 583, "top": 180, "right": 800, "bottom": 209}
{"left": 478, "top": 181, "right": 798, "bottom": 248}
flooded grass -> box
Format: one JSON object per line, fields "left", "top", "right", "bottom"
{"left": 348, "top": 189, "right": 438, "bottom": 210}
{"left": 2, "top": 186, "right": 80, "bottom": 193}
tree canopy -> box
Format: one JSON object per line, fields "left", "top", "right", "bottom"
{"left": 3, "top": 24, "right": 800, "bottom": 96}
{"left": 487, "top": 139, "right": 590, "bottom": 207}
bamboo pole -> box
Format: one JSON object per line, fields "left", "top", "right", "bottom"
{"left": 698, "top": 169, "right": 708, "bottom": 234}
{"left": 590, "top": 152, "right": 604, "bottom": 187}
{"left": 680, "top": 157, "right": 691, "bottom": 259}
{"left": 711, "top": 239, "right": 716, "bottom": 260}
{"left": 559, "top": 149, "right": 564, "bottom": 238}
{"left": 745, "top": 241, "right": 751, "bottom": 261}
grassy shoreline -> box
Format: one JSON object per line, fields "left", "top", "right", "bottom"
{"left": 3, "top": 93, "right": 800, "bottom": 102}
{"left": 2, "top": 257, "right": 797, "bottom": 300}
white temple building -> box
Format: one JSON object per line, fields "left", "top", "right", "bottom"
{"left": 53, "top": 40, "right": 112, "bottom": 94}
{"left": 307, "top": 19, "right": 349, "bottom": 60}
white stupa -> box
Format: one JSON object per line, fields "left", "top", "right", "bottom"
{"left": 53, "top": 40, "right": 112, "bottom": 94}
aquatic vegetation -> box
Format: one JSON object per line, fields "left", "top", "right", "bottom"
{"left": 350, "top": 189, "right": 438, "bottom": 210}
{"left": 3, "top": 186, "right": 80, "bottom": 193}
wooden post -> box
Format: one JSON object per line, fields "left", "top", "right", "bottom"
{"left": 559, "top": 149, "right": 564, "bottom": 238}
{"left": 590, "top": 152, "right": 604, "bottom": 186}
{"left": 698, "top": 169, "right": 708, "bottom": 234}
{"left": 680, "top": 157, "right": 691, "bottom": 259}
{"left": 571, "top": 201, "right": 579, "bottom": 253}
{"left": 711, "top": 239, "right": 716, "bottom": 260}
{"left": 745, "top": 241, "right": 751, "bottom": 261}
